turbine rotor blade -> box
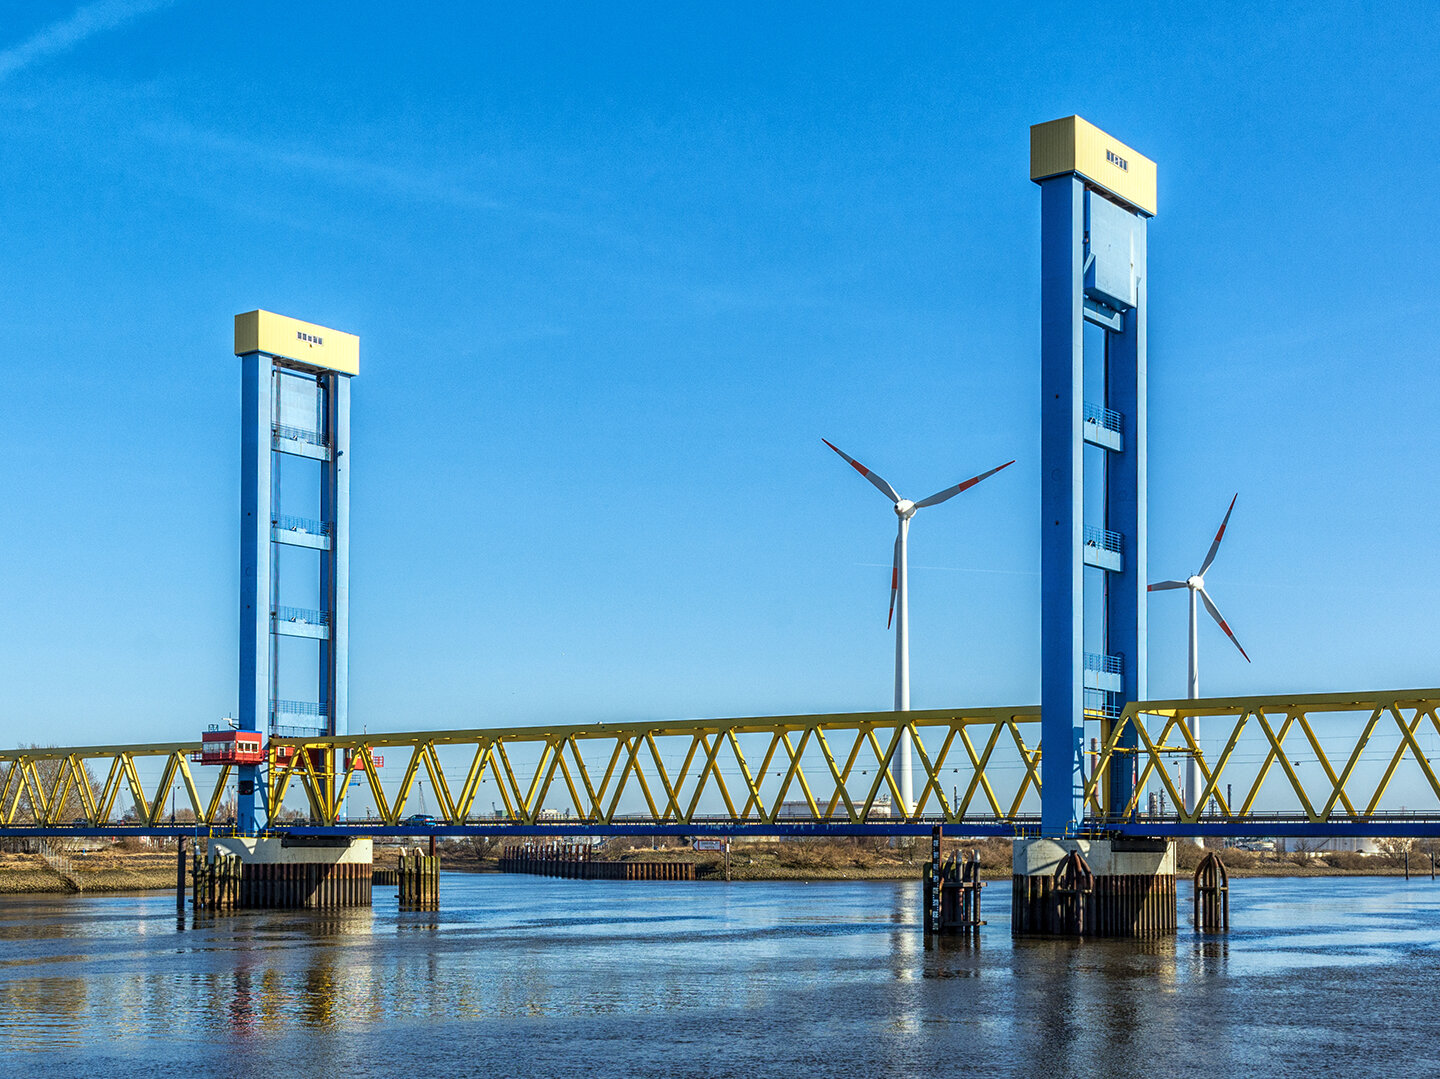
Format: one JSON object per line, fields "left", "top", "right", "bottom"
{"left": 887, "top": 537, "right": 900, "bottom": 629}
{"left": 1147, "top": 580, "right": 1188, "bottom": 592}
{"left": 1197, "top": 494, "right": 1238, "bottom": 577}
{"left": 822, "top": 439, "right": 899, "bottom": 503}
{"left": 913, "top": 459, "right": 1016, "bottom": 509}
{"left": 1199, "top": 586, "right": 1250, "bottom": 663}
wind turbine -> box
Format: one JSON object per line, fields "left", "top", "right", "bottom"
{"left": 1149, "top": 494, "right": 1251, "bottom": 817}
{"left": 822, "top": 439, "right": 1014, "bottom": 816}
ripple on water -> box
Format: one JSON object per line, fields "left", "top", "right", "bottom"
{"left": 0, "top": 875, "right": 1437, "bottom": 1078}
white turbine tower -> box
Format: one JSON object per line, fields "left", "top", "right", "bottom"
{"left": 822, "top": 439, "right": 1013, "bottom": 816}
{"left": 1149, "top": 494, "right": 1251, "bottom": 817}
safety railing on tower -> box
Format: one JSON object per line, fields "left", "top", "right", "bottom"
{"left": 273, "top": 606, "right": 330, "bottom": 627}
{"left": 272, "top": 422, "right": 328, "bottom": 447}
{"left": 1084, "top": 526, "right": 1123, "bottom": 555}
{"left": 273, "top": 514, "right": 332, "bottom": 536}
{"left": 270, "top": 699, "right": 329, "bottom": 738}
{"left": 1083, "top": 401, "right": 1123, "bottom": 434}
{"left": 1084, "top": 653, "right": 1124, "bottom": 675}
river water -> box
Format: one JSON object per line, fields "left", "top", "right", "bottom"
{"left": 0, "top": 873, "right": 1437, "bottom": 1078}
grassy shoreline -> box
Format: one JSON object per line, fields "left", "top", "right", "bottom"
{"left": 0, "top": 849, "right": 177, "bottom": 895}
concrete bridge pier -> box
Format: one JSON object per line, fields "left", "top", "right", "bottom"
{"left": 198, "top": 836, "right": 373, "bottom": 910}
{"left": 1011, "top": 838, "right": 1176, "bottom": 937}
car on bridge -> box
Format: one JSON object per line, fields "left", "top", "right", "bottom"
{"left": 402, "top": 814, "right": 437, "bottom": 827}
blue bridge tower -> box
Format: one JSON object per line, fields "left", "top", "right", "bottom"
{"left": 1033, "top": 118, "right": 1156, "bottom": 835}
{"left": 233, "top": 311, "right": 358, "bottom": 834}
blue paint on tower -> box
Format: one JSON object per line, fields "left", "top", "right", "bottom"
{"left": 1038, "top": 151, "right": 1150, "bottom": 835}
{"left": 235, "top": 331, "right": 354, "bottom": 834}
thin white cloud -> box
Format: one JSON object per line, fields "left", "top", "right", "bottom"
{"left": 0, "top": 0, "right": 172, "bottom": 82}
{"left": 142, "top": 120, "right": 506, "bottom": 213}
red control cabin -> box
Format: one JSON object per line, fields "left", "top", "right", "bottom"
{"left": 267, "top": 746, "right": 381, "bottom": 775}
{"left": 199, "top": 729, "right": 265, "bottom": 765}
{"left": 272, "top": 745, "right": 331, "bottom": 772}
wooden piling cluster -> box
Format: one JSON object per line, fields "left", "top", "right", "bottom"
{"left": 245, "top": 862, "right": 372, "bottom": 909}
{"left": 190, "top": 852, "right": 372, "bottom": 911}
{"left": 397, "top": 849, "right": 440, "bottom": 909}
{"left": 1012, "top": 855, "right": 1177, "bottom": 937}
{"left": 192, "top": 852, "right": 242, "bottom": 911}
{"left": 1193, "top": 851, "right": 1230, "bottom": 931}
{"left": 498, "top": 842, "right": 696, "bottom": 881}
{"left": 589, "top": 860, "right": 694, "bottom": 880}
{"left": 922, "top": 853, "right": 985, "bottom": 935}
{"left": 372, "top": 867, "right": 400, "bottom": 886}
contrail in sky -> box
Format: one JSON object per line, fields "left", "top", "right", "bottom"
{"left": 0, "top": 0, "right": 172, "bottom": 81}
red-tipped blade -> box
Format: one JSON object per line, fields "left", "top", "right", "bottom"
{"left": 887, "top": 537, "right": 900, "bottom": 628}
{"left": 1199, "top": 587, "right": 1250, "bottom": 663}
{"left": 822, "top": 438, "right": 900, "bottom": 503}
{"left": 1198, "top": 494, "right": 1238, "bottom": 577}
{"left": 913, "top": 459, "right": 1015, "bottom": 509}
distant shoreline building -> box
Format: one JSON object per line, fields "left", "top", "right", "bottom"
{"left": 1278, "top": 836, "right": 1382, "bottom": 855}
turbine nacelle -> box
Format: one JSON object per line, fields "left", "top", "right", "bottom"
{"left": 821, "top": 439, "right": 1014, "bottom": 628}
{"left": 1149, "top": 493, "right": 1250, "bottom": 666}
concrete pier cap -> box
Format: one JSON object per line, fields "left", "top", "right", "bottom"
{"left": 212, "top": 836, "right": 373, "bottom": 865}
{"left": 1013, "top": 837, "right": 1174, "bottom": 877}
{"left": 194, "top": 837, "right": 375, "bottom": 911}
{"left": 1011, "top": 837, "right": 1177, "bottom": 937}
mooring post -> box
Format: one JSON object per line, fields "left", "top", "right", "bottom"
{"left": 176, "top": 836, "right": 187, "bottom": 913}
{"left": 1405, "top": 849, "right": 1410, "bottom": 881}
{"left": 967, "top": 851, "right": 985, "bottom": 931}
{"left": 1193, "top": 851, "right": 1229, "bottom": 931}
{"left": 928, "top": 825, "right": 943, "bottom": 934}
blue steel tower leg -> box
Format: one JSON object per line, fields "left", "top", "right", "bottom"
{"left": 1039, "top": 176, "right": 1086, "bottom": 836}
{"left": 321, "top": 372, "right": 349, "bottom": 742}
{"left": 238, "top": 352, "right": 272, "bottom": 835}
{"left": 1106, "top": 226, "right": 1147, "bottom": 816}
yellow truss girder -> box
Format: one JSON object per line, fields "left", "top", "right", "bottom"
{"left": 5, "top": 690, "right": 1440, "bottom": 828}
{"left": 268, "top": 708, "right": 1046, "bottom": 827}
{"left": 1086, "top": 689, "right": 1440, "bottom": 824}
{"left": 0, "top": 708, "right": 1044, "bottom": 827}
{"left": 0, "top": 745, "right": 230, "bottom": 827}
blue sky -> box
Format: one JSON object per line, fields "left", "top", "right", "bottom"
{"left": 2, "top": 1, "right": 1439, "bottom": 753}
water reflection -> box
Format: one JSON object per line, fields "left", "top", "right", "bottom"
{"left": 0, "top": 876, "right": 1438, "bottom": 1077}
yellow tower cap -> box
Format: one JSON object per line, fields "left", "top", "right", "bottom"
{"left": 1030, "top": 116, "right": 1156, "bottom": 216}
{"left": 234, "top": 310, "right": 359, "bottom": 375}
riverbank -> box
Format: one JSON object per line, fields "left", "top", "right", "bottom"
{"left": 2, "top": 837, "right": 1434, "bottom": 894}
{"left": 434, "top": 836, "right": 1440, "bottom": 883}
{"left": 0, "top": 850, "right": 175, "bottom": 894}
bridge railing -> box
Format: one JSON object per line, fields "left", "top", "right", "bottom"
{"left": 1085, "top": 688, "right": 1440, "bottom": 826}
